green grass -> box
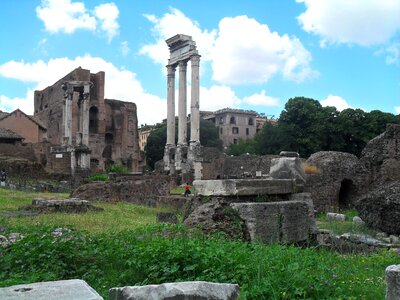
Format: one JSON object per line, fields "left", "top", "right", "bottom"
{"left": 317, "top": 209, "right": 378, "bottom": 236}
{"left": 0, "top": 188, "right": 174, "bottom": 234}
{"left": 0, "top": 190, "right": 398, "bottom": 299}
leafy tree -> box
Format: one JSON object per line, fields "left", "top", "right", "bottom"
{"left": 226, "top": 138, "right": 258, "bottom": 156}
{"left": 144, "top": 123, "right": 168, "bottom": 169}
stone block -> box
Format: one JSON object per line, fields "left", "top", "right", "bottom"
{"left": 326, "top": 212, "right": 346, "bottom": 221}
{"left": 386, "top": 265, "right": 400, "bottom": 300}
{"left": 0, "top": 279, "right": 103, "bottom": 300}
{"left": 353, "top": 216, "right": 365, "bottom": 226}
{"left": 231, "top": 201, "right": 312, "bottom": 244}
{"left": 109, "top": 281, "right": 239, "bottom": 300}
{"left": 269, "top": 157, "right": 306, "bottom": 185}
{"left": 193, "top": 178, "right": 295, "bottom": 196}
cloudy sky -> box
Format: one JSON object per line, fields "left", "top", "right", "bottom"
{"left": 1, "top": 0, "right": 399, "bottom": 125}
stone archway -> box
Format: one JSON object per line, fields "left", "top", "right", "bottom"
{"left": 338, "top": 178, "right": 357, "bottom": 209}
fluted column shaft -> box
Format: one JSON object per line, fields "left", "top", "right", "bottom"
{"left": 190, "top": 55, "right": 200, "bottom": 143}
{"left": 166, "top": 65, "right": 176, "bottom": 145}
{"left": 178, "top": 61, "right": 187, "bottom": 145}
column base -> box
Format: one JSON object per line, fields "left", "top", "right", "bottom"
{"left": 163, "top": 144, "right": 176, "bottom": 174}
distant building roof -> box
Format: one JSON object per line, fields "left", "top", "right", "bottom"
{"left": 0, "top": 128, "right": 24, "bottom": 140}
{"left": 213, "top": 108, "right": 258, "bottom": 116}
{"left": 0, "top": 109, "right": 47, "bottom": 130}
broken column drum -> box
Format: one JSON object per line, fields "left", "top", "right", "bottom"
{"left": 164, "top": 34, "right": 201, "bottom": 179}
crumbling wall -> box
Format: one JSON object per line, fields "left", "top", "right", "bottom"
{"left": 71, "top": 175, "right": 172, "bottom": 205}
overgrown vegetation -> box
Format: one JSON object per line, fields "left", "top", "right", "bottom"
{"left": 106, "top": 164, "right": 129, "bottom": 174}
{"left": 87, "top": 173, "right": 109, "bottom": 182}
{"left": 0, "top": 190, "right": 398, "bottom": 299}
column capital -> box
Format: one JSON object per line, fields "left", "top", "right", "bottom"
{"left": 166, "top": 64, "right": 176, "bottom": 74}
{"left": 190, "top": 54, "right": 201, "bottom": 66}
{"left": 179, "top": 60, "right": 188, "bottom": 70}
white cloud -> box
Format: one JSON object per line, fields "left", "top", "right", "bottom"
{"left": 242, "top": 90, "right": 279, "bottom": 106}
{"left": 0, "top": 55, "right": 278, "bottom": 125}
{"left": 140, "top": 9, "right": 316, "bottom": 85}
{"left": 0, "top": 56, "right": 165, "bottom": 125}
{"left": 320, "top": 94, "right": 352, "bottom": 111}
{"left": 199, "top": 85, "right": 241, "bottom": 111}
{"left": 94, "top": 3, "right": 119, "bottom": 43}
{"left": 36, "top": 0, "right": 96, "bottom": 34}
{"left": 140, "top": 8, "right": 217, "bottom": 65}
{"left": 120, "top": 41, "right": 130, "bottom": 56}
{"left": 212, "top": 15, "right": 317, "bottom": 84}
{"left": 0, "top": 91, "right": 35, "bottom": 115}
{"left": 385, "top": 43, "right": 400, "bottom": 65}
{"left": 395, "top": 106, "right": 400, "bottom": 114}
{"left": 297, "top": 0, "right": 400, "bottom": 46}
{"left": 36, "top": 0, "right": 120, "bottom": 41}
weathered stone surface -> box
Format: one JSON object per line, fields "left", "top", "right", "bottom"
{"left": 269, "top": 157, "right": 305, "bottom": 185}
{"left": 183, "top": 198, "right": 249, "bottom": 240}
{"left": 288, "top": 192, "right": 317, "bottom": 233}
{"left": 72, "top": 175, "right": 171, "bottom": 206}
{"left": 386, "top": 265, "right": 400, "bottom": 300}
{"left": 353, "top": 216, "right": 365, "bottom": 226}
{"left": 279, "top": 151, "right": 299, "bottom": 158}
{"left": 0, "top": 279, "right": 103, "bottom": 300}
{"left": 355, "top": 181, "right": 400, "bottom": 235}
{"left": 109, "top": 281, "right": 239, "bottom": 300}
{"left": 22, "top": 198, "right": 103, "bottom": 213}
{"left": 305, "top": 151, "right": 367, "bottom": 212}
{"left": 326, "top": 213, "right": 346, "bottom": 222}
{"left": 193, "top": 178, "right": 296, "bottom": 196}
{"left": 156, "top": 212, "right": 178, "bottom": 224}
{"left": 231, "top": 201, "right": 313, "bottom": 244}
{"left": 361, "top": 124, "right": 400, "bottom": 187}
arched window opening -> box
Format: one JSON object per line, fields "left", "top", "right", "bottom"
{"left": 248, "top": 118, "right": 254, "bottom": 125}
{"left": 89, "top": 106, "right": 99, "bottom": 133}
{"left": 230, "top": 116, "right": 236, "bottom": 124}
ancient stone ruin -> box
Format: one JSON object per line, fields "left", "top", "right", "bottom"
{"left": 185, "top": 152, "right": 317, "bottom": 245}
{"left": 163, "top": 34, "right": 202, "bottom": 182}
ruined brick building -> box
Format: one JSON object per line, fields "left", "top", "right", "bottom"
{"left": 33, "top": 67, "right": 140, "bottom": 174}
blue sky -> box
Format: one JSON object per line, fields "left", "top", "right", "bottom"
{"left": 1, "top": 0, "right": 399, "bottom": 125}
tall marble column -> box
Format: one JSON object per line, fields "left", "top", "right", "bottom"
{"left": 166, "top": 65, "right": 176, "bottom": 146}
{"left": 190, "top": 55, "right": 200, "bottom": 143}
{"left": 178, "top": 60, "right": 187, "bottom": 145}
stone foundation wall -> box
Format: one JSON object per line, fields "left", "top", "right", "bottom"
{"left": 72, "top": 175, "right": 173, "bottom": 206}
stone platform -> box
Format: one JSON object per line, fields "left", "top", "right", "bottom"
{"left": 0, "top": 279, "right": 103, "bottom": 300}
{"left": 193, "top": 178, "right": 298, "bottom": 196}
{"left": 22, "top": 198, "right": 103, "bottom": 213}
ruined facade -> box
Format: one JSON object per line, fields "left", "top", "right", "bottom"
{"left": 34, "top": 67, "right": 139, "bottom": 174}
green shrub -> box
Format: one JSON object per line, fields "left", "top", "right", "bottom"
{"left": 88, "top": 173, "right": 109, "bottom": 182}
{"left": 106, "top": 164, "right": 129, "bottom": 174}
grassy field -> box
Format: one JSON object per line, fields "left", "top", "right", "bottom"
{"left": 0, "top": 188, "right": 398, "bottom": 299}
{"left": 0, "top": 188, "right": 174, "bottom": 234}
